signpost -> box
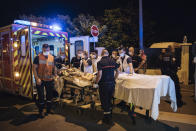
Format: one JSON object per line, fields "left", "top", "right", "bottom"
{"left": 91, "top": 25, "right": 99, "bottom": 37}
{"left": 91, "top": 25, "right": 99, "bottom": 50}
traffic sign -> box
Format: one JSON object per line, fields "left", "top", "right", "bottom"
{"left": 89, "top": 37, "right": 98, "bottom": 42}
{"left": 91, "top": 25, "right": 99, "bottom": 37}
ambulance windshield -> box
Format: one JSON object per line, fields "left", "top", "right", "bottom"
{"left": 32, "top": 35, "right": 65, "bottom": 57}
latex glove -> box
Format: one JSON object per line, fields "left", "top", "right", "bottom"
{"left": 36, "top": 78, "right": 42, "bottom": 85}
{"left": 93, "top": 84, "right": 99, "bottom": 88}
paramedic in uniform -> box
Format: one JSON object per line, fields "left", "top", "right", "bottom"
{"left": 161, "top": 45, "right": 183, "bottom": 107}
{"left": 94, "top": 49, "right": 119, "bottom": 124}
{"left": 33, "top": 44, "right": 57, "bottom": 118}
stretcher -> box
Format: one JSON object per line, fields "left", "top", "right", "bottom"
{"left": 54, "top": 68, "right": 99, "bottom": 109}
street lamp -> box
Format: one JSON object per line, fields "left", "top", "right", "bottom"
{"left": 139, "top": 0, "right": 144, "bottom": 49}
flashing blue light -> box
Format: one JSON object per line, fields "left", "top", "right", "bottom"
{"left": 52, "top": 25, "right": 62, "bottom": 31}
{"left": 14, "top": 20, "right": 31, "bottom": 26}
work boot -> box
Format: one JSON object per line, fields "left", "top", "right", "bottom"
{"left": 177, "top": 100, "right": 185, "bottom": 108}
{"left": 102, "top": 114, "right": 113, "bottom": 125}
{"left": 38, "top": 103, "right": 45, "bottom": 118}
{"left": 45, "top": 101, "right": 54, "bottom": 116}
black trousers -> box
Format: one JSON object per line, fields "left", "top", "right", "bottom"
{"left": 99, "top": 83, "right": 115, "bottom": 114}
{"left": 36, "top": 80, "right": 54, "bottom": 113}
{"left": 169, "top": 72, "right": 182, "bottom": 103}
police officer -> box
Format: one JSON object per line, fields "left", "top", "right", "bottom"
{"left": 94, "top": 49, "right": 119, "bottom": 124}
{"left": 33, "top": 44, "right": 57, "bottom": 118}
{"left": 159, "top": 49, "right": 167, "bottom": 75}
{"left": 161, "top": 45, "right": 183, "bottom": 107}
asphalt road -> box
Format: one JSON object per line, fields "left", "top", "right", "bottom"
{"left": 0, "top": 86, "right": 196, "bottom": 131}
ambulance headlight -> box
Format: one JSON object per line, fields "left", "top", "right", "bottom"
{"left": 14, "top": 72, "right": 20, "bottom": 78}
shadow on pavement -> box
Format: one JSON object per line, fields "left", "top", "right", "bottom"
{"left": 0, "top": 92, "right": 39, "bottom": 126}
{"left": 53, "top": 102, "right": 179, "bottom": 131}
{"left": 0, "top": 92, "right": 180, "bottom": 130}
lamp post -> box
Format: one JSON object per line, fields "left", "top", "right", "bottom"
{"left": 139, "top": 0, "right": 143, "bottom": 49}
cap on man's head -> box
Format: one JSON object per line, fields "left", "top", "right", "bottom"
{"left": 42, "top": 44, "right": 49, "bottom": 49}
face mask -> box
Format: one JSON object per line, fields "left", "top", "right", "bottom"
{"left": 78, "top": 53, "right": 82, "bottom": 57}
{"left": 43, "top": 51, "right": 49, "bottom": 56}
{"left": 112, "top": 54, "right": 116, "bottom": 58}
{"left": 92, "top": 55, "right": 96, "bottom": 59}
{"left": 81, "top": 54, "right": 85, "bottom": 59}
{"left": 120, "top": 53, "right": 125, "bottom": 57}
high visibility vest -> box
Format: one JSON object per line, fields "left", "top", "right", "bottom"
{"left": 38, "top": 54, "right": 54, "bottom": 81}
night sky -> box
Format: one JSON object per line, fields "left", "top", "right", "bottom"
{"left": 0, "top": 0, "right": 196, "bottom": 43}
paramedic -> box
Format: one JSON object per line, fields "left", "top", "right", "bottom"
{"left": 94, "top": 49, "right": 119, "bottom": 124}
{"left": 33, "top": 44, "right": 57, "bottom": 118}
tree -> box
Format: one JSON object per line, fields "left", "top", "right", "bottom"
{"left": 98, "top": 7, "right": 155, "bottom": 48}
{"left": 19, "top": 14, "right": 78, "bottom": 37}
{"left": 73, "top": 14, "right": 107, "bottom": 37}
{"left": 98, "top": 8, "right": 139, "bottom": 49}
{"left": 19, "top": 14, "right": 107, "bottom": 38}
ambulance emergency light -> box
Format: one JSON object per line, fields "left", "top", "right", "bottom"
{"left": 51, "top": 25, "right": 62, "bottom": 31}
{"left": 14, "top": 20, "right": 62, "bottom": 31}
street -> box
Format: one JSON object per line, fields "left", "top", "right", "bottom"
{"left": 0, "top": 85, "right": 196, "bottom": 131}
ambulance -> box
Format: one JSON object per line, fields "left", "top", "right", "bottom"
{"left": 0, "top": 20, "right": 69, "bottom": 98}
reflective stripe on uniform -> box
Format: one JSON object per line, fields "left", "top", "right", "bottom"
{"left": 39, "top": 60, "right": 47, "bottom": 64}
{"left": 104, "top": 112, "right": 111, "bottom": 114}
{"left": 47, "top": 62, "right": 54, "bottom": 65}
